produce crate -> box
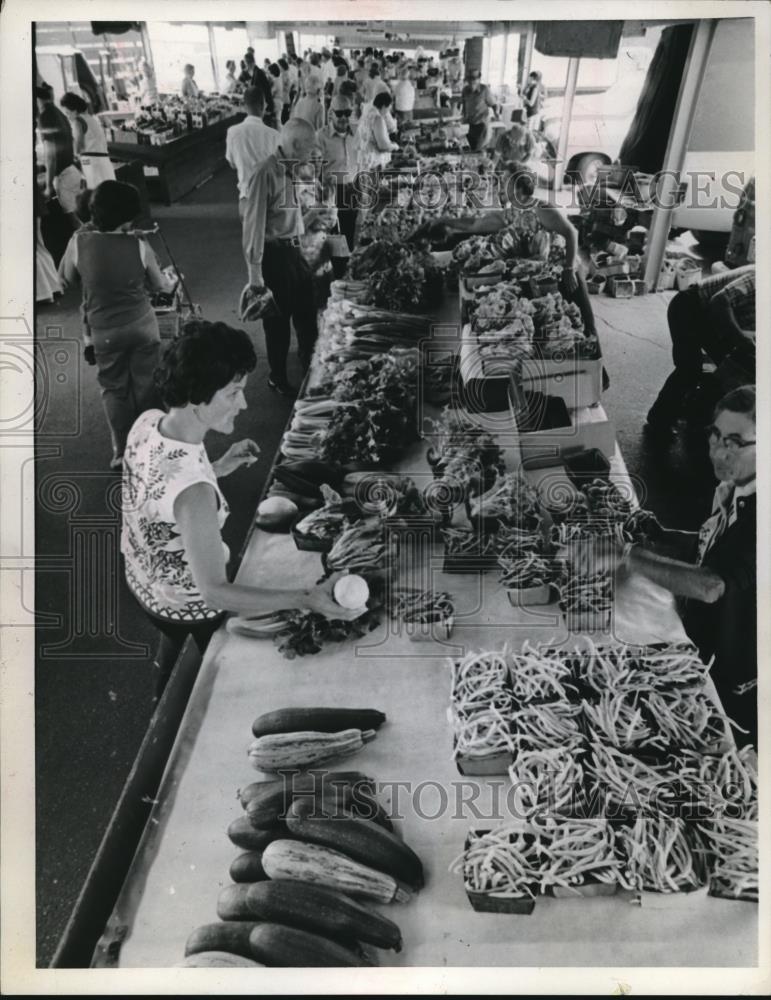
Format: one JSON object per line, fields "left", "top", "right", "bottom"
{"left": 508, "top": 383, "right": 616, "bottom": 463}
{"left": 443, "top": 552, "right": 500, "bottom": 575}
{"left": 506, "top": 583, "right": 554, "bottom": 607}
{"left": 461, "top": 829, "right": 618, "bottom": 913}
{"left": 455, "top": 750, "right": 514, "bottom": 776}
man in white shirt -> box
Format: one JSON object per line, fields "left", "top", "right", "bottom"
{"left": 393, "top": 68, "right": 416, "bottom": 123}
{"left": 226, "top": 87, "right": 279, "bottom": 218}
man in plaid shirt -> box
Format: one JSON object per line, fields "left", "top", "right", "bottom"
{"left": 646, "top": 264, "right": 755, "bottom": 437}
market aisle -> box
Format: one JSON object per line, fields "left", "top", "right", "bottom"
{"left": 34, "top": 167, "right": 298, "bottom": 965}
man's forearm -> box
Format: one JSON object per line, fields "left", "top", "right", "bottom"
{"left": 650, "top": 527, "right": 699, "bottom": 561}
{"left": 628, "top": 545, "right": 725, "bottom": 603}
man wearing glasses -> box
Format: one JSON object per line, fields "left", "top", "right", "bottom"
{"left": 461, "top": 69, "right": 498, "bottom": 151}
{"left": 572, "top": 386, "right": 757, "bottom": 747}
{"left": 315, "top": 95, "right": 358, "bottom": 250}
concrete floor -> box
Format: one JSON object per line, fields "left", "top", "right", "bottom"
{"left": 34, "top": 167, "right": 718, "bottom": 965}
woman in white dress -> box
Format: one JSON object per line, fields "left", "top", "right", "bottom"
{"left": 355, "top": 91, "right": 399, "bottom": 175}
{"left": 60, "top": 92, "right": 116, "bottom": 189}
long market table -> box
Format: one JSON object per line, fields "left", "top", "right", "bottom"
{"left": 107, "top": 113, "right": 245, "bottom": 205}
{"left": 96, "top": 288, "right": 757, "bottom": 969}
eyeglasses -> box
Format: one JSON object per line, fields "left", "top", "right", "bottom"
{"left": 333, "top": 108, "right": 353, "bottom": 117}
{"left": 706, "top": 425, "right": 756, "bottom": 454}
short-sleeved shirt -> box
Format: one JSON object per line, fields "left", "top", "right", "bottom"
{"left": 462, "top": 83, "right": 496, "bottom": 125}
{"left": 697, "top": 264, "right": 755, "bottom": 332}
{"left": 226, "top": 115, "right": 279, "bottom": 198}
{"left": 121, "top": 410, "right": 230, "bottom": 621}
{"left": 38, "top": 103, "right": 75, "bottom": 176}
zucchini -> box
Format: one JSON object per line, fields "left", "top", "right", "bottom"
{"left": 261, "top": 839, "right": 409, "bottom": 904}
{"left": 248, "top": 729, "right": 375, "bottom": 772}
{"left": 287, "top": 798, "right": 423, "bottom": 890}
{"left": 251, "top": 708, "right": 386, "bottom": 738}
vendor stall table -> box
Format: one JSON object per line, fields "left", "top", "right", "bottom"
{"left": 107, "top": 114, "right": 245, "bottom": 205}
{"left": 96, "top": 292, "right": 757, "bottom": 969}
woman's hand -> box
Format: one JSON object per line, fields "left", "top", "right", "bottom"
{"left": 304, "top": 572, "right": 368, "bottom": 621}
{"left": 214, "top": 439, "right": 260, "bottom": 478}
{"left": 562, "top": 265, "right": 579, "bottom": 295}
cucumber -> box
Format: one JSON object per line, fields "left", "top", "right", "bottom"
{"left": 229, "top": 851, "right": 268, "bottom": 883}
{"left": 184, "top": 921, "right": 261, "bottom": 959}
{"left": 245, "top": 880, "right": 402, "bottom": 951}
{"left": 217, "top": 883, "right": 257, "bottom": 921}
{"left": 251, "top": 707, "right": 386, "bottom": 738}
{"left": 227, "top": 815, "right": 284, "bottom": 851}
{"left": 248, "top": 922, "right": 372, "bottom": 967}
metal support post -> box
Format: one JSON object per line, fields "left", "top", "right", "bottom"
{"left": 643, "top": 19, "right": 717, "bottom": 290}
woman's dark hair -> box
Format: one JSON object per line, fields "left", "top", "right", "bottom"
{"left": 505, "top": 164, "right": 536, "bottom": 199}
{"left": 226, "top": 59, "right": 236, "bottom": 73}
{"left": 714, "top": 385, "right": 756, "bottom": 423}
{"left": 278, "top": 58, "right": 289, "bottom": 71}
{"left": 339, "top": 80, "right": 358, "bottom": 98}
{"left": 373, "top": 91, "right": 392, "bottom": 109}
{"left": 268, "top": 62, "right": 280, "bottom": 78}
{"left": 157, "top": 320, "right": 257, "bottom": 407}
{"left": 89, "top": 180, "right": 142, "bottom": 231}
{"left": 60, "top": 91, "right": 89, "bottom": 114}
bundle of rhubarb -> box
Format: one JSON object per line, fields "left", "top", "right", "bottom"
{"left": 320, "top": 298, "right": 432, "bottom": 364}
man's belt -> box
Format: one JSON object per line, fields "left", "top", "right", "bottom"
{"left": 267, "top": 236, "right": 301, "bottom": 247}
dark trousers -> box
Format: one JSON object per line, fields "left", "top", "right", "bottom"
{"left": 648, "top": 287, "right": 753, "bottom": 426}
{"left": 466, "top": 122, "right": 487, "bottom": 151}
{"left": 145, "top": 609, "right": 225, "bottom": 700}
{"left": 335, "top": 182, "right": 358, "bottom": 251}
{"left": 262, "top": 241, "right": 318, "bottom": 383}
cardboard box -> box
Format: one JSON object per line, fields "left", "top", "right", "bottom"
{"left": 508, "top": 382, "right": 616, "bottom": 463}
{"left": 460, "top": 328, "right": 605, "bottom": 412}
